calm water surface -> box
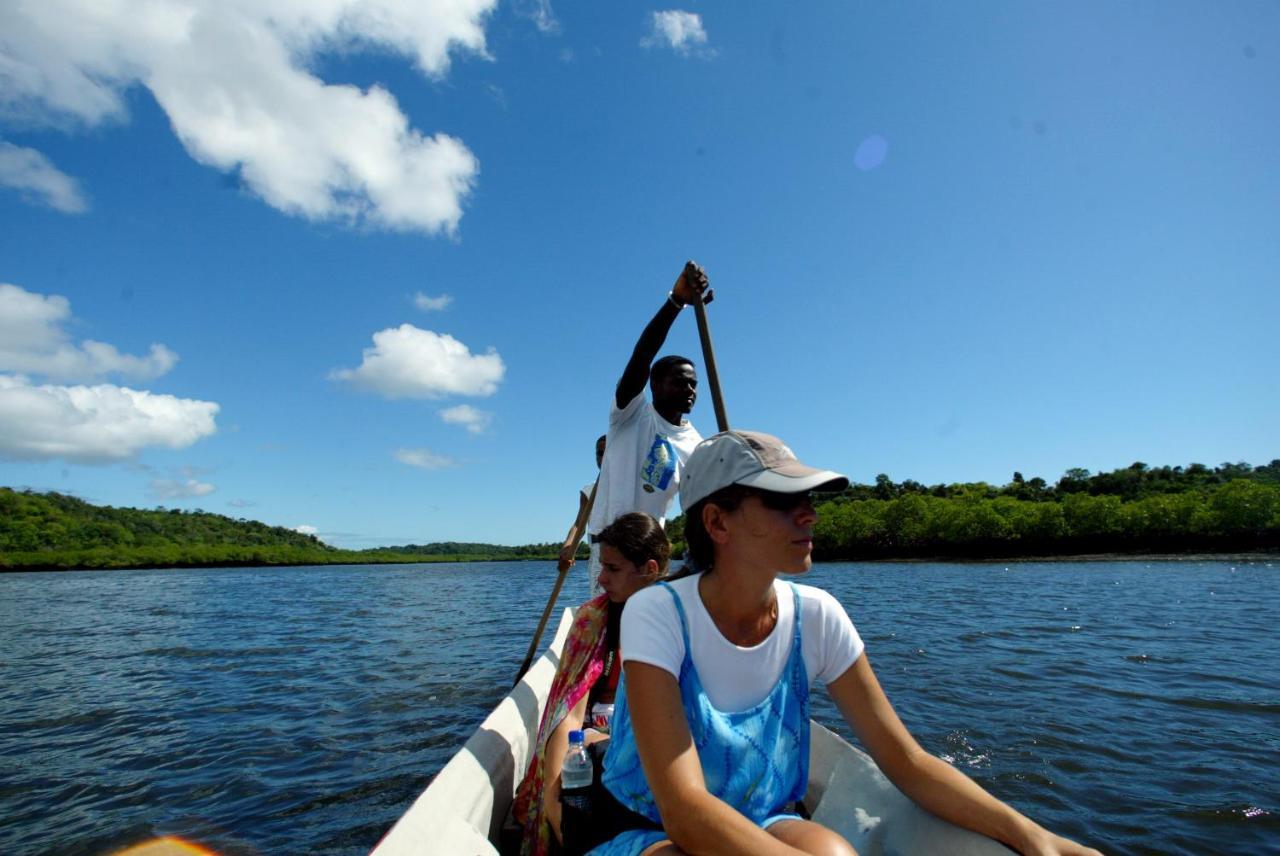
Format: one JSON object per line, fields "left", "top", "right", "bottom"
{"left": 1, "top": 560, "right": 1276, "bottom": 855}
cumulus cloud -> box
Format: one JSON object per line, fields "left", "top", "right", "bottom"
{"left": 150, "top": 478, "right": 216, "bottom": 499}
{"left": 440, "top": 403, "right": 491, "bottom": 434}
{"left": 0, "top": 0, "right": 493, "bottom": 234}
{"left": 0, "top": 375, "right": 219, "bottom": 463}
{"left": 642, "top": 10, "right": 712, "bottom": 57}
{"left": 0, "top": 283, "right": 178, "bottom": 382}
{"left": 395, "top": 447, "right": 454, "bottom": 470}
{"left": 293, "top": 524, "right": 319, "bottom": 536}
{"left": 0, "top": 141, "right": 89, "bottom": 213}
{"left": 331, "top": 324, "right": 504, "bottom": 399}
{"left": 413, "top": 292, "right": 453, "bottom": 312}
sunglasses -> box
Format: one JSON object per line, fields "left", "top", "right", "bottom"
{"left": 749, "top": 488, "right": 813, "bottom": 512}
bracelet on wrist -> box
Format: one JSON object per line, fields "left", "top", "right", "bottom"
{"left": 667, "top": 291, "right": 684, "bottom": 310}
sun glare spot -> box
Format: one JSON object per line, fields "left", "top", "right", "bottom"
{"left": 854, "top": 134, "right": 889, "bottom": 171}
{"left": 111, "top": 837, "right": 218, "bottom": 856}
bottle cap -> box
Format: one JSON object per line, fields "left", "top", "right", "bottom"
{"left": 568, "top": 729, "right": 584, "bottom": 743}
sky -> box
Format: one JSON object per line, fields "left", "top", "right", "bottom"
{"left": 1, "top": 1, "right": 1276, "bottom": 548}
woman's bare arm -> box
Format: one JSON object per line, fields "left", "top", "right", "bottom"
{"left": 828, "top": 655, "right": 1102, "bottom": 856}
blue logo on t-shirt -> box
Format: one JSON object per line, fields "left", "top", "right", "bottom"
{"left": 640, "top": 434, "right": 676, "bottom": 493}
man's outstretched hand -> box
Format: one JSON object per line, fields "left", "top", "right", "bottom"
{"left": 557, "top": 542, "right": 577, "bottom": 573}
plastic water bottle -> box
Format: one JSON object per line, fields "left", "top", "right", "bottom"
{"left": 560, "top": 729, "right": 593, "bottom": 813}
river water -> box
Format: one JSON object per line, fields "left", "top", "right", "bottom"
{"left": 1, "top": 560, "right": 1276, "bottom": 856}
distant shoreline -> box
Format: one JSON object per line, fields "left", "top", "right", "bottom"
{"left": 4, "top": 550, "right": 1275, "bottom": 574}
{"left": 859, "top": 551, "right": 1279, "bottom": 564}
{"left": 0, "top": 554, "right": 561, "bottom": 574}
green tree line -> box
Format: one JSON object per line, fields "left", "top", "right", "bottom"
{"left": 0, "top": 488, "right": 568, "bottom": 571}
{"left": 667, "top": 458, "right": 1280, "bottom": 560}
{"left": 6, "top": 457, "right": 1277, "bottom": 571}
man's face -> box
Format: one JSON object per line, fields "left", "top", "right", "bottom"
{"left": 595, "top": 438, "right": 607, "bottom": 469}
{"left": 653, "top": 362, "right": 698, "bottom": 415}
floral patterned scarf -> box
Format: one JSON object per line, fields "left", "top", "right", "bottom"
{"left": 512, "top": 593, "right": 612, "bottom": 856}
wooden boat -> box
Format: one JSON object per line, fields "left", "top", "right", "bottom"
{"left": 371, "top": 608, "right": 1011, "bottom": 856}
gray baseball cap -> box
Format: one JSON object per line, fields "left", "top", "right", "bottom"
{"left": 679, "top": 430, "right": 849, "bottom": 509}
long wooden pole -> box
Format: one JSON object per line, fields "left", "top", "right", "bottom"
{"left": 691, "top": 286, "right": 730, "bottom": 433}
{"left": 513, "top": 480, "right": 597, "bottom": 685}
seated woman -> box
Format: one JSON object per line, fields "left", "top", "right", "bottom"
{"left": 592, "top": 430, "right": 1103, "bottom": 856}
{"left": 514, "top": 512, "right": 671, "bottom": 856}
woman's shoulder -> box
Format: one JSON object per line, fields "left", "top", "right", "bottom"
{"left": 786, "top": 581, "right": 851, "bottom": 620}
{"left": 624, "top": 578, "right": 679, "bottom": 614}
{"left": 624, "top": 573, "right": 696, "bottom": 621}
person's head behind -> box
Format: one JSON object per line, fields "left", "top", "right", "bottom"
{"left": 649, "top": 355, "right": 697, "bottom": 417}
{"left": 595, "top": 434, "right": 607, "bottom": 469}
{"left": 596, "top": 512, "right": 670, "bottom": 603}
{"left": 678, "top": 430, "right": 848, "bottom": 575}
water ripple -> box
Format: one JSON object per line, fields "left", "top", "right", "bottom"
{"left": 2, "top": 560, "right": 1277, "bottom": 856}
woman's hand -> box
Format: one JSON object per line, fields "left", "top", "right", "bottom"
{"left": 1015, "top": 824, "right": 1105, "bottom": 856}
{"left": 828, "top": 656, "right": 1105, "bottom": 856}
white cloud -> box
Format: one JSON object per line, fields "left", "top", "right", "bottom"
{"left": 150, "top": 478, "right": 216, "bottom": 499}
{"left": 0, "top": 374, "right": 218, "bottom": 463}
{"left": 518, "top": 0, "right": 559, "bottom": 34}
{"left": 293, "top": 524, "right": 319, "bottom": 535}
{"left": 0, "top": 283, "right": 178, "bottom": 382}
{"left": 642, "top": 11, "right": 712, "bottom": 57}
{"left": 331, "top": 323, "right": 504, "bottom": 399}
{"left": 440, "top": 403, "right": 491, "bottom": 434}
{"left": 394, "top": 447, "right": 454, "bottom": 470}
{"left": 0, "top": 141, "right": 89, "bottom": 213}
{"left": 0, "top": 0, "right": 493, "bottom": 234}
{"left": 412, "top": 291, "right": 453, "bottom": 312}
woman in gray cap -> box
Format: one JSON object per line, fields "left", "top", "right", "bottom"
{"left": 586, "top": 430, "right": 1101, "bottom": 856}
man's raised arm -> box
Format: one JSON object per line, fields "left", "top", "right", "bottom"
{"left": 615, "top": 261, "right": 711, "bottom": 409}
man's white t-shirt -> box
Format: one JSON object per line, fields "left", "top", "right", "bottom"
{"left": 621, "top": 574, "right": 865, "bottom": 712}
{"left": 587, "top": 393, "right": 702, "bottom": 536}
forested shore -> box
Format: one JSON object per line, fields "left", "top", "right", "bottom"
{"left": 0, "top": 488, "right": 567, "bottom": 571}
{"left": 668, "top": 459, "right": 1280, "bottom": 561}
{"left": 4, "top": 458, "right": 1278, "bottom": 571}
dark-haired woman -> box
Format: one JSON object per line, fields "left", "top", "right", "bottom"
{"left": 590, "top": 430, "right": 1103, "bottom": 856}
{"left": 514, "top": 512, "right": 671, "bottom": 856}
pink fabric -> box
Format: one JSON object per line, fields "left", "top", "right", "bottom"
{"left": 512, "top": 594, "right": 611, "bottom": 856}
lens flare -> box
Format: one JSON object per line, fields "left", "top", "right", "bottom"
{"left": 111, "top": 836, "right": 218, "bottom": 856}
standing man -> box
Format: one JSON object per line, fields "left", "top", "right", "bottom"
{"left": 584, "top": 261, "right": 711, "bottom": 593}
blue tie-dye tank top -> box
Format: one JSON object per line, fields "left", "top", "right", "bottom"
{"left": 599, "top": 581, "right": 810, "bottom": 831}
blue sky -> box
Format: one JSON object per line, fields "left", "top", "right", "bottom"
{"left": 1, "top": 2, "right": 1276, "bottom": 548}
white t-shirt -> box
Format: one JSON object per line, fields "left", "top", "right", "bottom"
{"left": 621, "top": 574, "right": 865, "bottom": 712}
{"left": 587, "top": 393, "right": 702, "bottom": 535}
